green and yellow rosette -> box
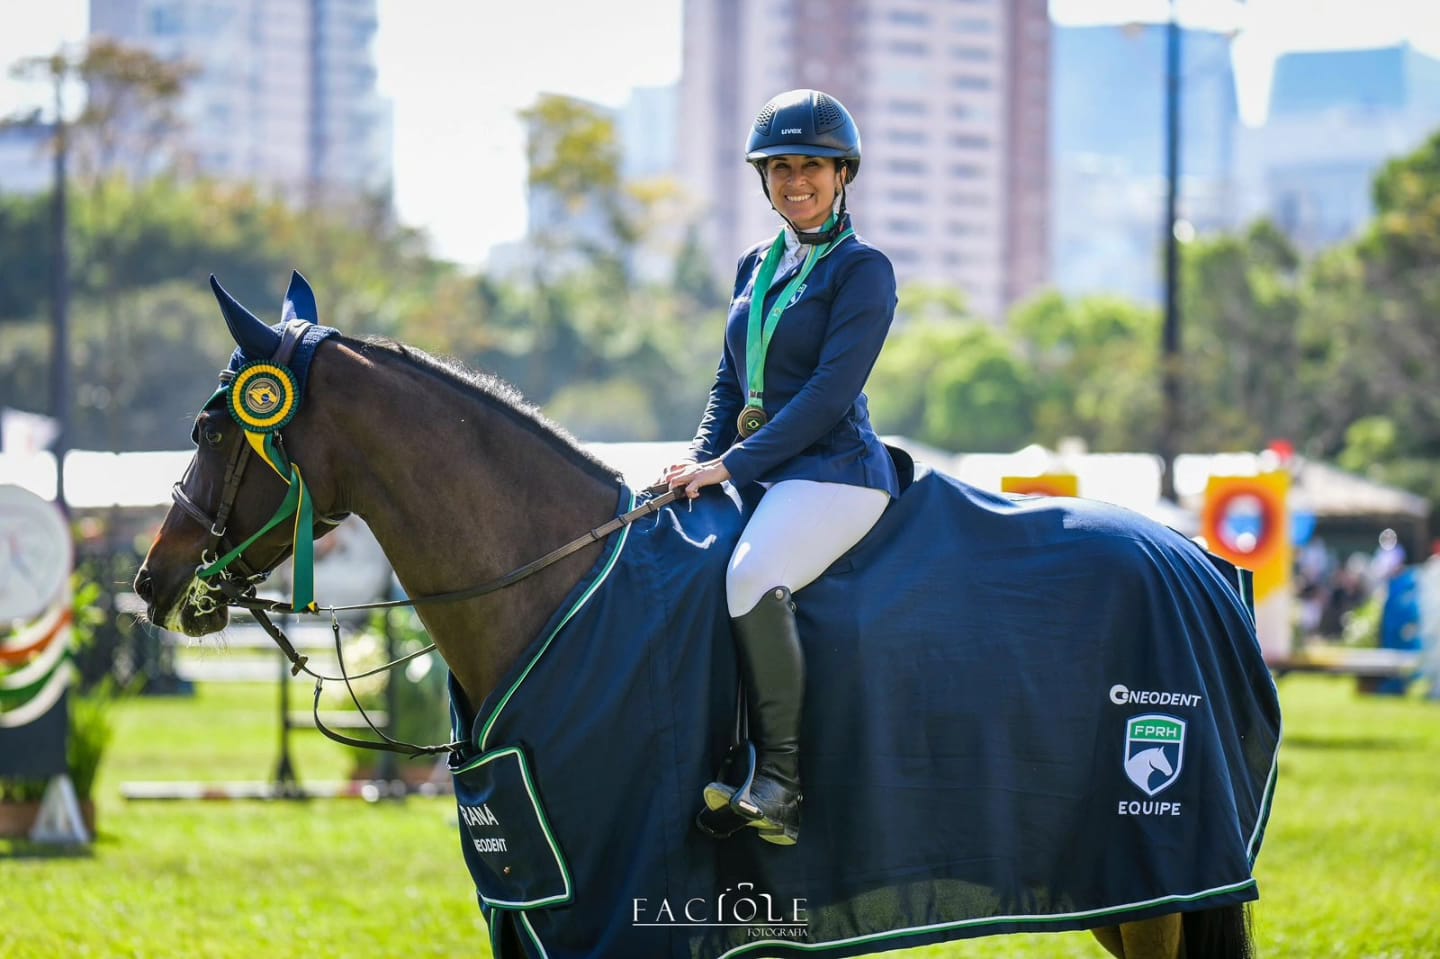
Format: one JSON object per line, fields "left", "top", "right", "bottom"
{"left": 200, "top": 359, "right": 316, "bottom": 612}
{"left": 227, "top": 362, "right": 299, "bottom": 434}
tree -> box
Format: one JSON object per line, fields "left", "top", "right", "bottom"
{"left": 520, "top": 94, "right": 630, "bottom": 282}
{"left": 1178, "top": 221, "right": 1303, "bottom": 451}
{"left": 0, "top": 179, "right": 459, "bottom": 450}
{"left": 1352, "top": 130, "right": 1440, "bottom": 456}
{"left": 1010, "top": 292, "right": 1160, "bottom": 452}
{"left": 1293, "top": 245, "right": 1383, "bottom": 456}
{"left": 673, "top": 223, "right": 724, "bottom": 313}
{"left": 1273, "top": 129, "right": 1440, "bottom": 509}
{"left": 65, "top": 39, "right": 197, "bottom": 183}
{"left": 869, "top": 286, "right": 1035, "bottom": 452}
{"left": 0, "top": 193, "right": 52, "bottom": 321}
{"left": 922, "top": 329, "right": 1037, "bottom": 450}
{"left": 2, "top": 39, "right": 199, "bottom": 297}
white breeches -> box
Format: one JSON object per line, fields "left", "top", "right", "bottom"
{"left": 726, "top": 479, "right": 890, "bottom": 617}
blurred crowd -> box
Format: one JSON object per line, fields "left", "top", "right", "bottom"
{"left": 1295, "top": 528, "right": 1414, "bottom": 639}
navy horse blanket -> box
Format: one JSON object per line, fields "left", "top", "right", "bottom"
{"left": 447, "top": 465, "right": 1281, "bottom": 959}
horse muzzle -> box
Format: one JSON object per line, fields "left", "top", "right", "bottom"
{"left": 133, "top": 562, "right": 231, "bottom": 637}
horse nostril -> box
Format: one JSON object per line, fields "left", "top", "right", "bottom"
{"left": 134, "top": 568, "right": 154, "bottom": 604}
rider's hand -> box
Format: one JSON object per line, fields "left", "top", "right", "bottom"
{"left": 654, "top": 459, "right": 696, "bottom": 489}
{"left": 666, "top": 459, "right": 731, "bottom": 499}
{"left": 660, "top": 460, "right": 694, "bottom": 479}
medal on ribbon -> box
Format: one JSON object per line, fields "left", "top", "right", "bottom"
{"left": 737, "top": 405, "right": 768, "bottom": 438}
{"left": 741, "top": 217, "right": 853, "bottom": 442}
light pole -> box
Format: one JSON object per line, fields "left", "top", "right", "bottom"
{"left": 48, "top": 55, "right": 71, "bottom": 516}
{"left": 1159, "top": 6, "right": 1183, "bottom": 502}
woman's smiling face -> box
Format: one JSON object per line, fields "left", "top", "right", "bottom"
{"left": 763, "top": 154, "right": 844, "bottom": 230}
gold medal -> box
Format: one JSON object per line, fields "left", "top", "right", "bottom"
{"left": 737, "top": 406, "right": 768, "bottom": 438}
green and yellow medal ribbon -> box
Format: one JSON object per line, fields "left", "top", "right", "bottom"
{"left": 741, "top": 216, "right": 854, "bottom": 437}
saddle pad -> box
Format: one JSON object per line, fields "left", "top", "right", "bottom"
{"left": 450, "top": 468, "right": 1281, "bottom": 959}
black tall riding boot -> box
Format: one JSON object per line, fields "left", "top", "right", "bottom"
{"left": 702, "top": 586, "right": 805, "bottom": 845}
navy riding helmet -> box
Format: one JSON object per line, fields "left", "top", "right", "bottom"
{"left": 746, "top": 89, "right": 862, "bottom": 182}
{"left": 746, "top": 89, "right": 861, "bottom": 243}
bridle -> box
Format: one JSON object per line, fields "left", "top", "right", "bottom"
{"left": 168, "top": 323, "right": 684, "bottom": 756}
{"left": 171, "top": 320, "right": 344, "bottom": 610}
{"left": 170, "top": 368, "right": 348, "bottom": 597}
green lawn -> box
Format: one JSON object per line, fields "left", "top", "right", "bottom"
{"left": 3, "top": 675, "right": 1438, "bottom": 959}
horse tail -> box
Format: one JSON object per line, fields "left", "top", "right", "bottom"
{"left": 1182, "top": 903, "right": 1253, "bottom": 959}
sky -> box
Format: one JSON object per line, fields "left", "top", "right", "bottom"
{"left": 0, "top": 0, "right": 685, "bottom": 266}
{"left": 369, "top": 0, "right": 683, "bottom": 265}
{"left": 2, "top": 0, "right": 1439, "bottom": 268}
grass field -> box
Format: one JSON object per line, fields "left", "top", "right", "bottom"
{"left": 3, "top": 674, "right": 1439, "bottom": 959}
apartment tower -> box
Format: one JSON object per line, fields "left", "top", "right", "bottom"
{"left": 681, "top": 0, "right": 1050, "bottom": 319}
{"left": 88, "top": 0, "right": 391, "bottom": 207}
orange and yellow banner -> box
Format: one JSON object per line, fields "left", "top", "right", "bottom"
{"left": 1202, "top": 472, "right": 1291, "bottom": 601}
{"left": 1001, "top": 474, "right": 1079, "bottom": 498}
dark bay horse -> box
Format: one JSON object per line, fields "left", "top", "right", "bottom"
{"left": 136, "top": 274, "right": 1270, "bottom": 959}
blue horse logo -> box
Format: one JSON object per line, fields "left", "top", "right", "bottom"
{"left": 1124, "top": 714, "right": 1186, "bottom": 796}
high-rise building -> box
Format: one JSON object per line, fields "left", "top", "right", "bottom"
{"left": 0, "top": 122, "right": 55, "bottom": 196}
{"left": 619, "top": 85, "right": 679, "bottom": 182}
{"left": 88, "top": 0, "right": 392, "bottom": 207}
{"left": 680, "top": 0, "right": 1050, "bottom": 320}
{"left": 1050, "top": 24, "right": 1239, "bottom": 305}
{"left": 1233, "top": 44, "right": 1440, "bottom": 253}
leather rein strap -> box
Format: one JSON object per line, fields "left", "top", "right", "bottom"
{"left": 219, "top": 484, "right": 686, "bottom": 757}
{"left": 234, "top": 485, "right": 684, "bottom": 618}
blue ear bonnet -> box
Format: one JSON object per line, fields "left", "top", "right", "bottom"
{"left": 208, "top": 270, "right": 339, "bottom": 412}
{"left": 223, "top": 323, "right": 338, "bottom": 396}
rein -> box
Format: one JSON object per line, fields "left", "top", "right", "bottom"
{"left": 210, "top": 484, "right": 685, "bottom": 757}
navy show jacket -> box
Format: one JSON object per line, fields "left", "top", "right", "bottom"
{"left": 690, "top": 221, "right": 901, "bottom": 497}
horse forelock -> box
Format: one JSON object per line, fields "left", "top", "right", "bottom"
{"left": 341, "top": 335, "right": 621, "bottom": 486}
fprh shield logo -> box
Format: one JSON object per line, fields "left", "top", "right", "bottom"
{"left": 1124, "top": 714, "right": 1186, "bottom": 796}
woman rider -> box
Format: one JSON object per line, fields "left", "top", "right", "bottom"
{"left": 664, "top": 89, "right": 899, "bottom": 845}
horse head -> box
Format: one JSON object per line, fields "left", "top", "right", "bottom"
{"left": 135, "top": 271, "right": 623, "bottom": 703}
{"left": 134, "top": 271, "right": 346, "bottom": 636}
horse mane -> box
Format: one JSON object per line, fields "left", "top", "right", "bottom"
{"left": 343, "top": 334, "right": 622, "bottom": 487}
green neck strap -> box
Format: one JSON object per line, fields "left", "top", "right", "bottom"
{"left": 744, "top": 216, "right": 854, "bottom": 409}
{"left": 196, "top": 430, "right": 317, "bottom": 613}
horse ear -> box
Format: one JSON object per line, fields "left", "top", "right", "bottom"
{"left": 211, "top": 274, "right": 280, "bottom": 359}
{"left": 282, "top": 270, "right": 319, "bottom": 325}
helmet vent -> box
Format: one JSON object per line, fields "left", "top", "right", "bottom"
{"left": 754, "top": 103, "right": 777, "bottom": 135}
{"left": 814, "top": 93, "right": 843, "bottom": 131}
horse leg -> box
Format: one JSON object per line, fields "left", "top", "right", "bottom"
{"left": 1092, "top": 925, "right": 1125, "bottom": 957}
{"left": 1181, "top": 904, "right": 1253, "bottom": 958}
{"left": 1091, "top": 914, "right": 1184, "bottom": 958}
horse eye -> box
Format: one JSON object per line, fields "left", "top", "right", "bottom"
{"left": 203, "top": 427, "right": 225, "bottom": 447}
